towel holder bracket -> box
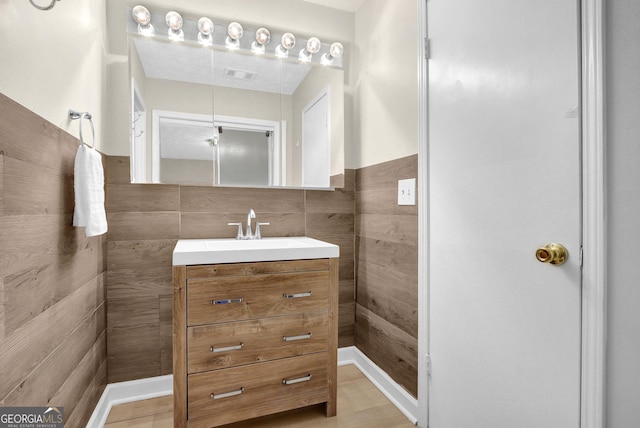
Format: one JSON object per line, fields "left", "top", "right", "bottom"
{"left": 69, "top": 110, "right": 92, "bottom": 120}
{"left": 69, "top": 109, "right": 95, "bottom": 148}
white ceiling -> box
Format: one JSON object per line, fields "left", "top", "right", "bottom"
{"left": 301, "top": 0, "right": 365, "bottom": 13}
{"left": 133, "top": 38, "right": 312, "bottom": 95}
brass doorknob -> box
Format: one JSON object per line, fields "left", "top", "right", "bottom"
{"left": 536, "top": 243, "right": 568, "bottom": 265}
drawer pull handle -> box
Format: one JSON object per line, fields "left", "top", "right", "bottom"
{"left": 211, "top": 297, "right": 243, "bottom": 305}
{"left": 282, "top": 374, "right": 312, "bottom": 385}
{"left": 211, "top": 387, "right": 244, "bottom": 400}
{"left": 283, "top": 333, "right": 312, "bottom": 342}
{"left": 283, "top": 292, "right": 312, "bottom": 299}
{"left": 210, "top": 343, "right": 244, "bottom": 353}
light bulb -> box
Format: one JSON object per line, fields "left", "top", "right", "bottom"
{"left": 198, "top": 17, "right": 214, "bottom": 35}
{"left": 165, "top": 11, "right": 182, "bottom": 31}
{"left": 299, "top": 37, "right": 321, "bottom": 62}
{"left": 255, "top": 28, "right": 270, "bottom": 45}
{"left": 226, "top": 22, "right": 243, "bottom": 50}
{"left": 307, "top": 37, "right": 321, "bottom": 54}
{"left": 227, "top": 22, "right": 243, "bottom": 40}
{"left": 132, "top": 5, "right": 154, "bottom": 36}
{"left": 329, "top": 42, "right": 344, "bottom": 58}
{"left": 281, "top": 33, "right": 296, "bottom": 50}
{"left": 276, "top": 33, "right": 296, "bottom": 58}
{"left": 198, "top": 17, "right": 214, "bottom": 46}
{"left": 251, "top": 28, "right": 271, "bottom": 54}
{"left": 165, "top": 11, "right": 183, "bottom": 41}
{"left": 322, "top": 42, "right": 344, "bottom": 65}
{"left": 132, "top": 5, "right": 150, "bottom": 25}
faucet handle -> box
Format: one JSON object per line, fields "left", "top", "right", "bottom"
{"left": 227, "top": 222, "right": 244, "bottom": 240}
{"left": 255, "top": 222, "right": 270, "bottom": 240}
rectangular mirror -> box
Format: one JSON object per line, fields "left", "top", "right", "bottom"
{"left": 127, "top": 5, "right": 345, "bottom": 189}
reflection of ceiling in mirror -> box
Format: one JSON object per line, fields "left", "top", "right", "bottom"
{"left": 133, "top": 38, "right": 313, "bottom": 95}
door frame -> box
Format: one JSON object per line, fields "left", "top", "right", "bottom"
{"left": 416, "top": 0, "right": 606, "bottom": 427}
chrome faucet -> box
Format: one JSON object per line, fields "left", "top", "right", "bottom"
{"left": 246, "top": 208, "right": 256, "bottom": 239}
{"left": 227, "top": 209, "right": 269, "bottom": 240}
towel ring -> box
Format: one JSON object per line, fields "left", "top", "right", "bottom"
{"left": 69, "top": 109, "right": 95, "bottom": 148}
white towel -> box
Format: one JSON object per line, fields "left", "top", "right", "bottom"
{"left": 73, "top": 145, "right": 108, "bottom": 237}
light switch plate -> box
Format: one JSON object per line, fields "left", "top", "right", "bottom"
{"left": 398, "top": 178, "right": 416, "bottom": 206}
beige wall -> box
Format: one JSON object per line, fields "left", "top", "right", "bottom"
{"left": 0, "top": 0, "right": 106, "bottom": 150}
{"left": 352, "top": 0, "right": 419, "bottom": 168}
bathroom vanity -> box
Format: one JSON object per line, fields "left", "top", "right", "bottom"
{"left": 172, "top": 237, "right": 339, "bottom": 427}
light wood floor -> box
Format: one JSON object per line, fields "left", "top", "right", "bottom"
{"left": 104, "top": 365, "right": 415, "bottom": 427}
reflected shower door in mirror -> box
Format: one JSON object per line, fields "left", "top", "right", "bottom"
{"left": 153, "top": 111, "right": 282, "bottom": 186}
{"left": 126, "top": 7, "right": 344, "bottom": 189}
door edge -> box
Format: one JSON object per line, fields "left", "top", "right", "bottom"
{"left": 580, "top": 0, "right": 606, "bottom": 427}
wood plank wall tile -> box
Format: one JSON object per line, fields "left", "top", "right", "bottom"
{"left": 106, "top": 184, "right": 179, "bottom": 212}
{"left": 0, "top": 91, "right": 106, "bottom": 428}
{"left": 3, "top": 155, "right": 74, "bottom": 215}
{"left": 306, "top": 169, "right": 356, "bottom": 348}
{"left": 355, "top": 155, "right": 418, "bottom": 397}
{"left": 52, "top": 334, "right": 107, "bottom": 427}
{"left": 107, "top": 351, "right": 162, "bottom": 383}
{"left": 159, "top": 294, "right": 173, "bottom": 374}
{"left": 107, "top": 212, "right": 180, "bottom": 241}
{"left": 181, "top": 212, "right": 305, "bottom": 239}
{"left": 180, "top": 186, "right": 306, "bottom": 213}
{"left": 106, "top": 239, "right": 175, "bottom": 300}
{"left": 104, "top": 159, "right": 357, "bottom": 382}
{"left": 0, "top": 152, "right": 4, "bottom": 217}
{"left": 105, "top": 156, "right": 131, "bottom": 185}
{"left": 105, "top": 168, "right": 178, "bottom": 382}
{"left": 3, "top": 303, "right": 106, "bottom": 406}
{"left": 0, "top": 278, "right": 4, "bottom": 341}
{"left": 355, "top": 304, "right": 418, "bottom": 397}
{"left": 3, "top": 244, "right": 102, "bottom": 337}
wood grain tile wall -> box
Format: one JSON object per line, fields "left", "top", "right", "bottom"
{"left": 355, "top": 155, "right": 419, "bottom": 397}
{"left": 105, "top": 157, "right": 355, "bottom": 382}
{"left": 0, "top": 89, "right": 416, "bottom": 419}
{"left": 0, "top": 93, "right": 107, "bottom": 427}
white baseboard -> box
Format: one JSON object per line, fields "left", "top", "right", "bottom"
{"left": 87, "top": 347, "right": 418, "bottom": 427}
{"left": 85, "top": 374, "right": 172, "bottom": 428}
{"left": 338, "top": 346, "right": 419, "bottom": 425}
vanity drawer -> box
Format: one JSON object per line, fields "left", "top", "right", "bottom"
{"left": 188, "top": 312, "right": 328, "bottom": 374}
{"left": 186, "top": 259, "right": 330, "bottom": 279}
{"left": 187, "top": 353, "right": 329, "bottom": 426}
{"left": 187, "top": 271, "right": 329, "bottom": 326}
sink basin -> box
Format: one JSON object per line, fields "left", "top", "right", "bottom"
{"left": 172, "top": 237, "right": 339, "bottom": 265}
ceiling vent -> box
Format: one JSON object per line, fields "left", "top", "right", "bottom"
{"left": 224, "top": 67, "right": 257, "bottom": 81}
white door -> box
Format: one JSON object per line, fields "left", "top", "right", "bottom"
{"left": 302, "top": 91, "right": 330, "bottom": 187}
{"left": 427, "top": 0, "right": 581, "bottom": 427}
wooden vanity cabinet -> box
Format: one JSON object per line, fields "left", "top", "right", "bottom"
{"left": 173, "top": 258, "right": 339, "bottom": 428}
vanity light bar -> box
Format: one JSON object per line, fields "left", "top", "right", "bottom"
{"left": 127, "top": 5, "right": 344, "bottom": 68}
